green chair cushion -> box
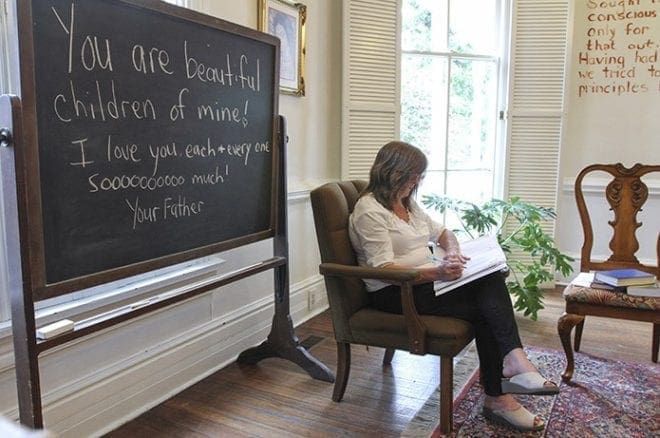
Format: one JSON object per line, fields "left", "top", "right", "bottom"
{"left": 349, "top": 308, "right": 474, "bottom": 356}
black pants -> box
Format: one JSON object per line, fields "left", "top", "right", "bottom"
{"left": 370, "top": 272, "right": 522, "bottom": 396}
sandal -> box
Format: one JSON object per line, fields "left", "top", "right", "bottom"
{"left": 482, "top": 405, "right": 545, "bottom": 432}
{"left": 501, "top": 371, "right": 560, "bottom": 395}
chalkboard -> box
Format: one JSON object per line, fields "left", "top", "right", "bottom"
{"left": 17, "top": 0, "right": 280, "bottom": 297}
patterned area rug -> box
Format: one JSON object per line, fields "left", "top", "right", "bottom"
{"left": 406, "top": 346, "right": 660, "bottom": 437}
{"left": 402, "top": 342, "right": 480, "bottom": 437}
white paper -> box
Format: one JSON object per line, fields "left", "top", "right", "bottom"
{"left": 570, "top": 272, "right": 594, "bottom": 287}
{"left": 433, "top": 235, "right": 508, "bottom": 296}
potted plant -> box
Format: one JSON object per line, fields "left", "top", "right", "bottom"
{"left": 422, "top": 195, "right": 574, "bottom": 320}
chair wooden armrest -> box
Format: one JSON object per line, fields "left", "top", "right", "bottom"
{"left": 319, "top": 263, "right": 427, "bottom": 354}
{"left": 319, "top": 262, "right": 418, "bottom": 282}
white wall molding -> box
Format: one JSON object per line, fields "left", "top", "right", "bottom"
{"left": 562, "top": 176, "right": 660, "bottom": 196}
{"left": 287, "top": 178, "right": 338, "bottom": 203}
{"left": 0, "top": 276, "right": 329, "bottom": 437}
{"left": 288, "top": 188, "right": 312, "bottom": 203}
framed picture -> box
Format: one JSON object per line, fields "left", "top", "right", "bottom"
{"left": 258, "top": 0, "right": 306, "bottom": 96}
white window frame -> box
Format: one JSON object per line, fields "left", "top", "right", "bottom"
{"left": 342, "top": 0, "right": 512, "bottom": 198}
{"left": 343, "top": 0, "right": 568, "bottom": 225}
{"left": 399, "top": 0, "right": 511, "bottom": 201}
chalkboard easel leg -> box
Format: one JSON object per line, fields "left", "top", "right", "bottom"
{"left": 2, "top": 95, "right": 44, "bottom": 428}
{"left": 236, "top": 313, "right": 335, "bottom": 383}
{"left": 237, "top": 264, "right": 334, "bottom": 383}
{"left": 237, "top": 116, "right": 334, "bottom": 383}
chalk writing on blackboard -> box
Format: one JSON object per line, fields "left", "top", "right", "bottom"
{"left": 27, "top": 0, "right": 278, "bottom": 286}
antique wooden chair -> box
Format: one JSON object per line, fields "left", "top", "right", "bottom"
{"left": 310, "top": 180, "right": 475, "bottom": 435}
{"left": 558, "top": 163, "right": 660, "bottom": 381}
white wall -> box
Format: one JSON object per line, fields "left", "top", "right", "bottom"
{"left": 556, "top": 1, "right": 660, "bottom": 275}
{"left": 0, "top": 1, "right": 342, "bottom": 436}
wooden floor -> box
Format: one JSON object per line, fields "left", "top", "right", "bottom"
{"left": 105, "top": 289, "right": 654, "bottom": 437}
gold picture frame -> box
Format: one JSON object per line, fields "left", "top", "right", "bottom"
{"left": 258, "top": 0, "right": 306, "bottom": 96}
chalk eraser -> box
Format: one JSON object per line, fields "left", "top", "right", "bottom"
{"left": 36, "top": 319, "right": 75, "bottom": 340}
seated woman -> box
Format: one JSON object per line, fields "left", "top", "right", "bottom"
{"left": 348, "top": 141, "right": 559, "bottom": 432}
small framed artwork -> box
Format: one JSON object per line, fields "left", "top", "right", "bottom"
{"left": 258, "top": 0, "right": 306, "bottom": 96}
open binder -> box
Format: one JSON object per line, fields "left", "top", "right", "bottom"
{"left": 433, "top": 234, "right": 508, "bottom": 296}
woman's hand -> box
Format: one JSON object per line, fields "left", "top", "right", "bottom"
{"left": 434, "top": 230, "right": 470, "bottom": 280}
{"left": 434, "top": 258, "right": 465, "bottom": 281}
{"left": 417, "top": 257, "right": 466, "bottom": 282}
{"left": 443, "top": 250, "right": 470, "bottom": 264}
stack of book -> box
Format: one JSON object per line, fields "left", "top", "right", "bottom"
{"left": 591, "top": 268, "right": 659, "bottom": 297}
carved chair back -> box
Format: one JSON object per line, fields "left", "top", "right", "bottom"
{"left": 575, "top": 163, "right": 660, "bottom": 276}
{"left": 558, "top": 163, "right": 660, "bottom": 381}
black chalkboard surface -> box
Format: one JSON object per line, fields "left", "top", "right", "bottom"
{"left": 17, "top": 0, "right": 279, "bottom": 297}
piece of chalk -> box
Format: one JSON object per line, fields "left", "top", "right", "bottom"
{"left": 36, "top": 319, "right": 75, "bottom": 340}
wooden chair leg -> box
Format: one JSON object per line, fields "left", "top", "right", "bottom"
{"left": 383, "top": 348, "right": 395, "bottom": 365}
{"left": 557, "top": 312, "right": 584, "bottom": 382}
{"left": 439, "top": 355, "right": 453, "bottom": 436}
{"left": 332, "top": 342, "right": 351, "bottom": 402}
{"left": 574, "top": 319, "right": 585, "bottom": 352}
{"left": 653, "top": 323, "right": 659, "bottom": 363}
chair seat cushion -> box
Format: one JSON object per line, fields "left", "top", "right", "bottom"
{"left": 563, "top": 284, "right": 659, "bottom": 310}
{"left": 349, "top": 308, "right": 474, "bottom": 356}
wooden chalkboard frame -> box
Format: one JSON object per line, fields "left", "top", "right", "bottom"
{"left": 3, "top": 0, "right": 334, "bottom": 429}
{"left": 17, "top": 0, "right": 281, "bottom": 301}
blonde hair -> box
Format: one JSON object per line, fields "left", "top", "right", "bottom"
{"left": 363, "top": 141, "right": 427, "bottom": 210}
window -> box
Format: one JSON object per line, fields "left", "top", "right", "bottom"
{"left": 400, "top": 0, "right": 507, "bottom": 211}
{"left": 343, "top": 0, "right": 567, "bottom": 239}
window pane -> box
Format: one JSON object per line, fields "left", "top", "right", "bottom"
{"left": 401, "top": 0, "right": 448, "bottom": 52}
{"left": 446, "top": 170, "right": 493, "bottom": 205}
{"left": 401, "top": 0, "right": 506, "bottom": 221}
{"left": 447, "top": 58, "right": 497, "bottom": 170}
{"left": 401, "top": 54, "right": 448, "bottom": 168}
{"left": 449, "top": 0, "right": 498, "bottom": 54}
{"left": 443, "top": 209, "right": 467, "bottom": 239}
{"left": 416, "top": 170, "right": 447, "bottom": 225}
{"left": 417, "top": 170, "right": 445, "bottom": 210}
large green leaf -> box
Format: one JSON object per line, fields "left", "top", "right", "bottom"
{"left": 422, "top": 195, "right": 574, "bottom": 320}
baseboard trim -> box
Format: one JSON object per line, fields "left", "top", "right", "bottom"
{"left": 78, "top": 315, "right": 272, "bottom": 437}
{"left": 1, "top": 277, "right": 329, "bottom": 437}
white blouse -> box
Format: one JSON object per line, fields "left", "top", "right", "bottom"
{"left": 348, "top": 193, "right": 445, "bottom": 291}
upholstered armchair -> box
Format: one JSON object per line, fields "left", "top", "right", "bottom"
{"left": 558, "top": 163, "right": 660, "bottom": 381}
{"left": 310, "top": 180, "right": 475, "bottom": 435}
